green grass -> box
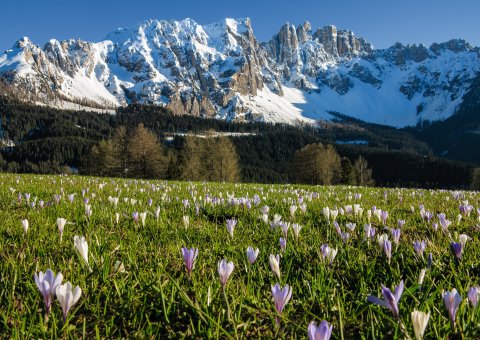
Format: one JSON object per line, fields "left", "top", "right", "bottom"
{"left": 0, "top": 173, "right": 479, "bottom": 338}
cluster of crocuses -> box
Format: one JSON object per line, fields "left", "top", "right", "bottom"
{"left": 368, "top": 280, "right": 479, "bottom": 337}
{"left": 34, "top": 269, "right": 82, "bottom": 322}
{"left": 180, "top": 244, "right": 332, "bottom": 337}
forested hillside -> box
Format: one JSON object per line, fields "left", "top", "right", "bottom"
{"left": 0, "top": 95, "right": 475, "bottom": 188}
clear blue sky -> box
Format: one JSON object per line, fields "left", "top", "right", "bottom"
{"left": 1, "top": 0, "right": 479, "bottom": 51}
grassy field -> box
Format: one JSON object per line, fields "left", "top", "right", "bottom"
{"left": 0, "top": 173, "right": 479, "bottom": 338}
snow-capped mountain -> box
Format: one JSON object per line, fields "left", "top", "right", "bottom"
{"left": 1, "top": 18, "right": 479, "bottom": 127}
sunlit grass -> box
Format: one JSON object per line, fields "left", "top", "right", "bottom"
{"left": 0, "top": 173, "right": 479, "bottom": 338}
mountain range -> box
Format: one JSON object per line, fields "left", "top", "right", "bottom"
{"left": 1, "top": 17, "right": 479, "bottom": 127}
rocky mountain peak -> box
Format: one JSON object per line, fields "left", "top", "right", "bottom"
{"left": 313, "top": 25, "right": 372, "bottom": 57}
{"left": 1, "top": 18, "right": 479, "bottom": 127}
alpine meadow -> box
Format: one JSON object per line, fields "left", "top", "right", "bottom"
{"left": 1, "top": 173, "right": 480, "bottom": 338}
{"left": 1, "top": 1, "right": 480, "bottom": 338}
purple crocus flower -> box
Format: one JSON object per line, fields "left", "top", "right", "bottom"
{"left": 450, "top": 242, "right": 463, "bottom": 259}
{"left": 181, "top": 247, "right": 198, "bottom": 278}
{"left": 383, "top": 240, "right": 392, "bottom": 264}
{"left": 368, "top": 280, "right": 404, "bottom": 317}
{"left": 381, "top": 210, "right": 389, "bottom": 225}
{"left": 397, "top": 220, "right": 405, "bottom": 228}
{"left": 341, "top": 232, "right": 350, "bottom": 243}
{"left": 391, "top": 229, "right": 401, "bottom": 244}
{"left": 246, "top": 246, "right": 259, "bottom": 264}
{"left": 226, "top": 218, "right": 237, "bottom": 238}
{"left": 34, "top": 269, "right": 63, "bottom": 315}
{"left": 413, "top": 241, "right": 427, "bottom": 257}
{"left": 443, "top": 288, "right": 462, "bottom": 327}
{"left": 271, "top": 283, "right": 292, "bottom": 315}
{"left": 308, "top": 320, "right": 333, "bottom": 340}
{"left": 468, "top": 287, "right": 479, "bottom": 308}
{"left": 147, "top": 198, "right": 153, "bottom": 206}
{"left": 280, "top": 237, "right": 287, "bottom": 252}
{"left": 132, "top": 211, "right": 139, "bottom": 224}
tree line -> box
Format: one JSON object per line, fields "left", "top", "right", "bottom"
{"left": 0, "top": 95, "right": 477, "bottom": 188}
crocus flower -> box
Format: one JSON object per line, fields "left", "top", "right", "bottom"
{"left": 271, "top": 283, "right": 292, "bottom": 315}
{"left": 367, "top": 280, "right": 404, "bottom": 317}
{"left": 56, "top": 282, "right": 82, "bottom": 322}
{"left": 450, "top": 242, "right": 463, "bottom": 259}
{"left": 218, "top": 259, "right": 234, "bottom": 287}
{"left": 74, "top": 235, "right": 89, "bottom": 267}
{"left": 468, "top": 287, "right": 479, "bottom": 308}
{"left": 292, "top": 223, "right": 302, "bottom": 240}
{"left": 377, "top": 234, "right": 388, "bottom": 249}
{"left": 57, "top": 218, "right": 66, "bottom": 242}
{"left": 418, "top": 268, "right": 427, "bottom": 285}
{"left": 381, "top": 210, "right": 389, "bottom": 225}
{"left": 345, "top": 222, "right": 356, "bottom": 232}
{"left": 280, "top": 237, "right": 287, "bottom": 252}
{"left": 290, "top": 205, "right": 297, "bottom": 218}
{"left": 84, "top": 204, "right": 92, "bottom": 219}
{"left": 269, "top": 254, "right": 281, "bottom": 279}
{"left": 443, "top": 288, "right": 462, "bottom": 327}
{"left": 183, "top": 215, "right": 189, "bottom": 228}
{"left": 330, "top": 209, "right": 338, "bottom": 222}
{"left": 458, "top": 234, "right": 469, "bottom": 249}
{"left": 181, "top": 247, "right": 198, "bottom": 278}
{"left": 280, "top": 222, "right": 290, "bottom": 239}
{"left": 391, "top": 228, "right": 401, "bottom": 244}
{"left": 139, "top": 212, "right": 147, "bottom": 226}
{"left": 320, "top": 244, "right": 338, "bottom": 265}
{"left": 155, "top": 207, "right": 160, "bottom": 220}
{"left": 34, "top": 269, "right": 63, "bottom": 315}
{"left": 132, "top": 211, "right": 139, "bottom": 224}
{"left": 21, "top": 219, "right": 29, "bottom": 233}
{"left": 226, "top": 218, "right": 237, "bottom": 238}
{"left": 398, "top": 220, "right": 406, "bottom": 228}
{"left": 308, "top": 320, "right": 333, "bottom": 340}
{"left": 322, "top": 207, "right": 330, "bottom": 222}
{"left": 411, "top": 310, "right": 430, "bottom": 340}
{"left": 383, "top": 240, "right": 392, "bottom": 264}
{"left": 246, "top": 246, "right": 259, "bottom": 264}
{"left": 413, "top": 241, "right": 427, "bottom": 258}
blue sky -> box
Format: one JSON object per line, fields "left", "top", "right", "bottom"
{"left": 1, "top": 0, "right": 479, "bottom": 51}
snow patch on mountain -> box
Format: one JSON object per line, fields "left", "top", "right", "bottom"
{"left": 1, "top": 18, "right": 479, "bottom": 127}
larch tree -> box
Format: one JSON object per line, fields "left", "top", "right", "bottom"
{"left": 127, "top": 123, "right": 166, "bottom": 178}
{"left": 178, "top": 134, "right": 203, "bottom": 181}
{"left": 293, "top": 143, "right": 341, "bottom": 185}
{"left": 354, "top": 156, "right": 375, "bottom": 186}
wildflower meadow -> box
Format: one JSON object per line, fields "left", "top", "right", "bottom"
{"left": 1, "top": 173, "right": 479, "bottom": 338}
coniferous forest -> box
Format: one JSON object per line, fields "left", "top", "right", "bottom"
{"left": 0, "top": 93, "right": 477, "bottom": 189}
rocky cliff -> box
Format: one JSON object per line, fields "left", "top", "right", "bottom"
{"left": 1, "top": 17, "right": 479, "bottom": 126}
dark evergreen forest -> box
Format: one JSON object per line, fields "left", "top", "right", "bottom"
{"left": 0, "top": 94, "right": 476, "bottom": 189}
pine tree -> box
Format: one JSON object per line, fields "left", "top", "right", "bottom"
{"left": 341, "top": 157, "right": 357, "bottom": 185}
{"left": 471, "top": 168, "right": 480, "bottom": 190}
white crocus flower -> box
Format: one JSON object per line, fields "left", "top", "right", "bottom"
{"left": 56, "top": 282, "right": 82, "bottom": 322}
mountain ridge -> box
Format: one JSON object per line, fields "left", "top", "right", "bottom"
{"left": 1, "top": 17, "right": 479, "bottom": 127}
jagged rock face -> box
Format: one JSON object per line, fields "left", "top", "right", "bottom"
{"left": 1, "top": 18, "right": 480, "bottom": 126}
